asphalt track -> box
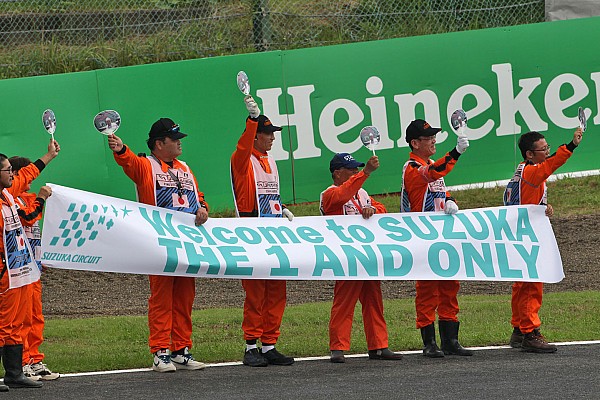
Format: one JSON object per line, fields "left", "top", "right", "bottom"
{"left": 3, "top": 342, "right": 598, "bottom": 400}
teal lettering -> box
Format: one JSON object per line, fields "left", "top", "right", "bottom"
{"left": 183, "top": 242, "right": 220, "bottom": 275}
{"left": 516, "top": 208, "right": 538, "bottom": 242}
{"left": 196, "top": 225, "right": 217, "bottom": 245}
{"left": 347, "top": 225, "right": 375, "bottom": 243}
{"left": 341, "top": 245, "right": 377, "bottom": 276}
{"left": 484, "top": 209, "right": 516, "bottom": 241}
{"left": 497, "top": 243, "right": 522, "bottom": 278}
{"left": 213, "top": 227, "right": 238, "bottom": 244}
{"left": 462, "top": 243, "right": 495, "bottom": 278}
{"left": 257, "top": 226, "right": 301, "bottom": 244}
{"left": 235, "top": 227, "right": 262, "bottom": 244}
{"left": 431, "top": 214, "right": 467, "bottom": 240}
{"left": 139, "top": 208, "right": 179, "bottom": 238}
{"left": 514, "top": 244, "right": 539, "bottom": 279}
{"left": 267, "top": 246, "right": 298, "bottom": 277}
{"left": 295, "top": 226, "right": 324, "bottom": 243}
{"left": 378, "top": 244, "right": 413, "bottom": 276}
{"left": 402, "top": 216, "right": 439, "bottom": 240}
{"left": 313, "top": 245, "right": 345, "bottom": 276}
{"left": 378, "top": 216, "right": 412, "bottom": 242}
{"left": 325, "top": 219, "right": 353, "bottom": 243}
{"left": 429, "top": 243, "right": 460, "bottom": 277}
{"left": 456, "top": 212, "right": 490, "bottom": 240}
{"left": 178, "top": 225, "right": 203, "bottom": 243}
{"left": 221, "top": 246, "right": 253, "bottom": 276}
{"left": 158, "top": 238, "right": 182, "bottom": 273}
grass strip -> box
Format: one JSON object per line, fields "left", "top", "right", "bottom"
{"left": 35, "top": 290, "right": 600, "bottom": 373}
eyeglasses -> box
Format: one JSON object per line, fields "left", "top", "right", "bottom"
{"left": 417, "top": 135, "right": 436, "bottom": 141}
{"left": 531, "top": 146, "right": 550, "bottom": 152}
{"left": 0, "top": 168, "right": 13, "bottom": 174}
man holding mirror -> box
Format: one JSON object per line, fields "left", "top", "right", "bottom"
{"left": 107, "top": 118, "right": 209, "bottom": 373}
{"left": 9, "top": 156, "right": 59, "bottom": 382}
{"left": 400, "top": 119, "right": 473, "bottom": 358}
{"left": 0, "top": 138, "right": 60, "bottom": 390}
{"left": 230, "top": 96, "right": 295, "bottom": 367}
{"left": 320, "top": 152, "right": 403, "bottom": 363}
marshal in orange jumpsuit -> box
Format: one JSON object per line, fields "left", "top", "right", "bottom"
{"left": 401, "top": 151, "right": 460, "bottom": 329}
{"left": 15, "top": 191, "right": 46, "bottom": 366}
{"left": 113, "top": 142, "right": 208, "bottom": 356}
{"left": 400, "top": 118, "right": 472, "bottom": 358}
{"left": 320, "top": 155, "right": 390, "bottom": 355}
{"left": 0, "top": 161, "right": 43, "bottom": 347}
{"left": 503, "top": 128, "right": 582, "bottom": 352}
{"left": 231, "top": 117, "right": 287, "bottom": 347}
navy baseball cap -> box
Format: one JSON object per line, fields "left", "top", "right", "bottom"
{"left": 329, "top": 153, "right": 365, "bottom": 173}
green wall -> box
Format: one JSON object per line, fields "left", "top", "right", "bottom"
{"left": 1, "top": 17, "right": 599, "bottom": 210}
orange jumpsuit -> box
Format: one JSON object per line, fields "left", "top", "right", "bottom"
{"left": 320, "top": 171, "right": 389, "bottom": 351}
{"left": 0, "top": 161, "right": 43, "bottom": 347}
{"left": 400, "top": 150, "right": 462, "bottom": 329}
{"left": 16, "top": 192, "right": 46, "bottom": 365}
{"left": 114, "top": 146, "right": 208, "bottom": 354}
{"left": 504, "top": 143, "right": 574, "bottom": 334}
{"left": 231, "top": 117, "right": 286, "bottom": 345}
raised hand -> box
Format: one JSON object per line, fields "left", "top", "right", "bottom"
{"left": 244, "top": 95, "right": 261, "bottom": 118}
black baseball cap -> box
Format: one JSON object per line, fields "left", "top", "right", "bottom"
{"left": 257, "top": 115, "right": 282, "bottom": 133}
{"left": 405, "top": 119, "right": 441, "bottom": 143}
{"left": 329, "top": 153, "right": 365, "bottom": 173}
{"left": 148, "top": 118, "right": 187, "bottom": 142}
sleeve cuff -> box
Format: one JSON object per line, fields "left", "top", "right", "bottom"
{"left": 449, "top": 148, "right": 461, "bottom": 160}
{"left": 33, "top": 159, "right": 46, "bottom": 172}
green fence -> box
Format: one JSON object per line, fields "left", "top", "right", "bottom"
{"left": 0, "top": 0, "right": 545, "bottom": 79}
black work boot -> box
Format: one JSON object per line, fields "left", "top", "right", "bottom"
{"left": 0, "top": 348, "right": 8, "bottom": 392}
{"left": 2, "top": 344, "right": 43, "bottom": 388}
{"left": 439, "top": 320, "right": 473, "bottom": 356}
{"left": 420, "top": 323, "right": 444, "bottom": 358}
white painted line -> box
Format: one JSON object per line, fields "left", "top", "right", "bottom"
{"left": 60, "top": 340, "right": 600, "bottom": 378}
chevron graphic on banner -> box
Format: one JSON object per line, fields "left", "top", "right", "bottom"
{"left": 49, "top": 202, "right": 133, "bottom": 248}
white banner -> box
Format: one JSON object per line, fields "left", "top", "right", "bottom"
{"left": 41, "top": 184, "right": 565, "bottom": 283}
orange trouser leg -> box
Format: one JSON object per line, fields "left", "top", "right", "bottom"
{"left": 329, "top": 281, "right": 362, "bottom": 351}
{"left": 22, "top": 281, "right": 45, "bottom": 365}
{"left": 242, "top": 279, "right": 266, "bottom": 341}
{"left": 516, "top": 282, "right": 543, "bottom": 334}
{"left": 416, "top": 280, "right": 460, "bottom": 328}
{"left": 359, "top": 281, "right": 388, "bottom": 351}
{"left": 0, "top": 284, "right": 29, "bottom": 346}
{"left": 437, "top": 280, "right": 460, "bottom": 322}
{"left": 169, "top": 277, "right": 196, "bottom": 352}
{"left": 511, "top": 282, "right": 523, "bottom": 328}
{"left": 148, "top": 275, "right": 195, "bottom": 354}
{"left": 415, "top": 280, "right": 439, "bottom": 329}
{"left": 21, "top": 283, "right": 33, "bottom": 364}
{"left": 28, "top": 280, "right": 45, "bottom": 364}
{"left": 242, "top": 279, "right": 286, "bottom": 344}
{"left": 260, "top": 280, "right": 286, "bottom": 344}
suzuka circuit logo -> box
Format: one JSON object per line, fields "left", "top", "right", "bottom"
{"left": 49, "top": 202, "right": 133, "bottom": 248}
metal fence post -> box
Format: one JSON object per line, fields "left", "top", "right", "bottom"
{"left": 252, "top": 0, "right": 272, "bottom": 52}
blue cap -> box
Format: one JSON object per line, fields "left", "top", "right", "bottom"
{"left": 329, "top": 153, "right": 365, "bottom": 173}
